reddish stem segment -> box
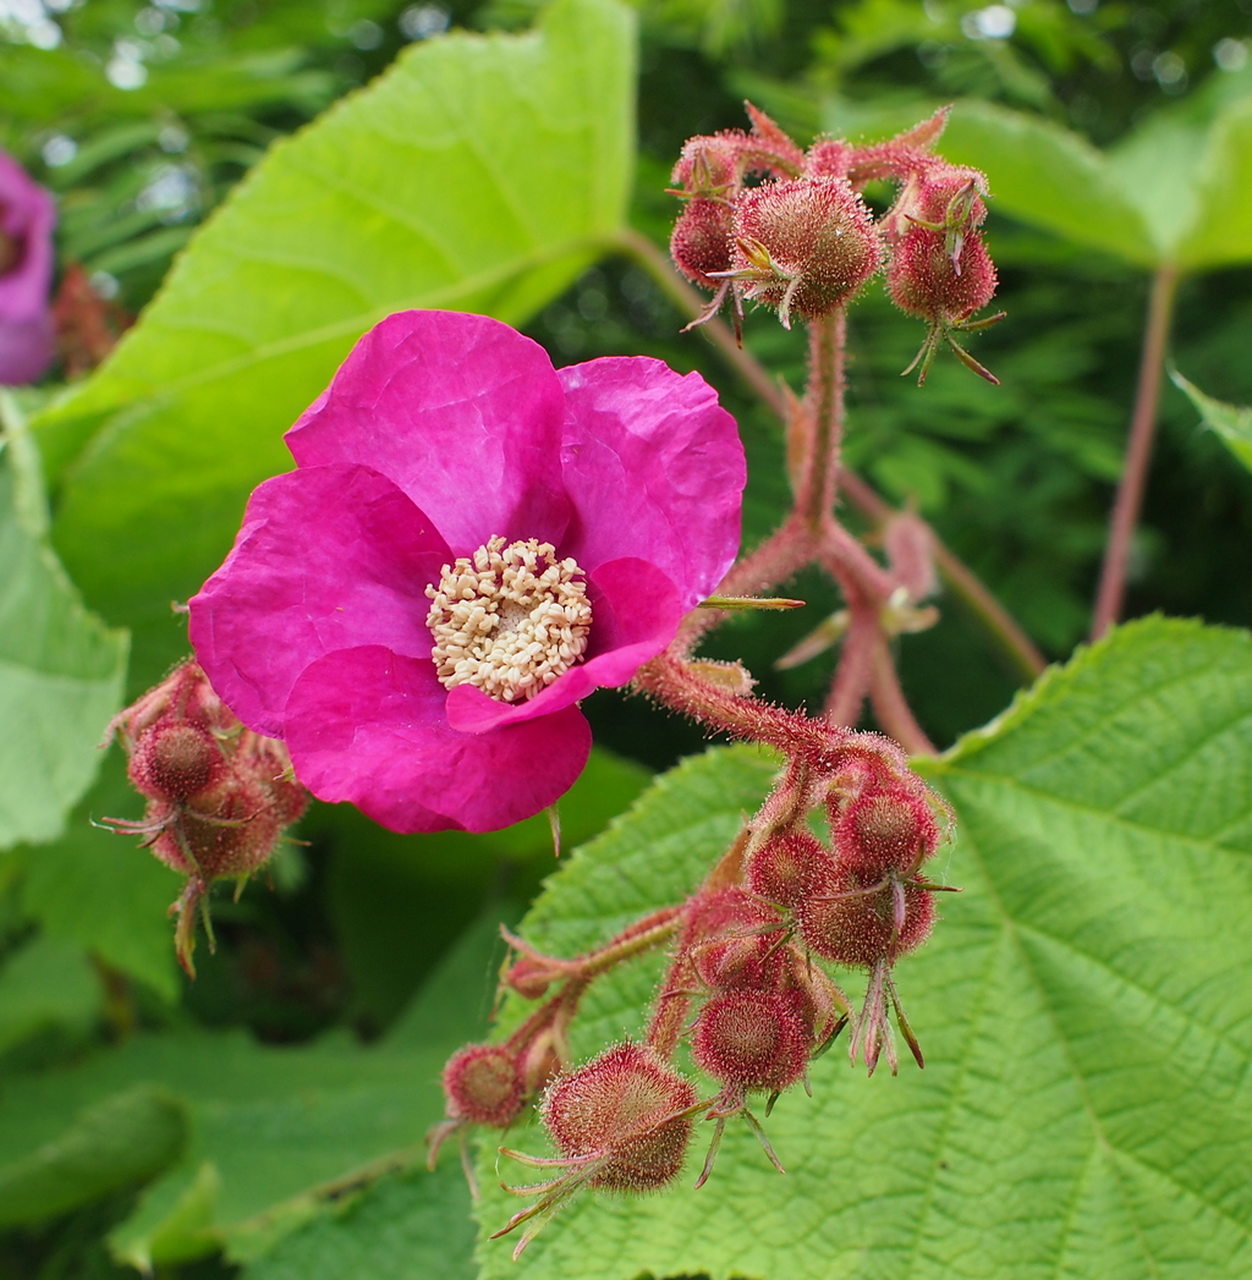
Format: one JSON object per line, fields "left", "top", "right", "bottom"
{"left": 1090, "top": 264, "right": 1180, "bottom": 641}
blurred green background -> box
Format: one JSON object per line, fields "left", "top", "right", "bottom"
{"left": 1, "top": 1, "right": 1250, "bottom": 1276}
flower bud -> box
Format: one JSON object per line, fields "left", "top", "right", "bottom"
{"left": 745, "top": 829, "right": 835, "bottom": 910}
{"left": 731, "top": 177, "right": 881, "bottom": 325}
{"left": 798, "top": 874, "right": 935, "bottom": 969}
{"left": 888, "top": 222, "right": 997, "bottom": 326}
{"left": 833, "top": 788, "right": 939, "bottom": 879}
{"left": 442, "top": 1043, "right": 526, "bottom": 1129}
{"left": 128, "top": 719, "right": 223, "bottom": 802}
{"left": 670, "top": 198, "right": 734, "bottom": 286}
{"left": 541, "top": 1043, "right": 697, "bottom": 1192}
{"left": 692, "top": 990, "right": 809, "bottom": 1093}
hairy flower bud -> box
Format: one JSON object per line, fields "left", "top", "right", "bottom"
{"left": 732, "top": 177, "right": 881, "bottom": 325}
{"left": 541, "top": 1043, "right": 697, "bottom": 1192}
{"left": 745, "top": 829, "right": 835, "bottom": 910}
{"left": 670, "top": 197, "right": 734, "bottom": 286}
{"left": 692, "top": 990, "right": 809, "bottom": 1093}
{"left": 833, "top": 788, "right": 939, "bottom": 879}
{"left": 128, "top": 719, "right": 223, "bottom": 803}
{"left": 442, "top": 1043, "right": 526, "bottom": 1129}
{"left": 889, "top": 223, "right": 997, "bottom": 325}
{"left": 798, "top": 874, "right": 935, "bottom": 969}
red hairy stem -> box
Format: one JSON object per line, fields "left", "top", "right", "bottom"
{"left": 634, "top": 652, "right": 852, "bottom": 762}
{"left": 800, "top": 311, "right": 847, "bottom": 528}
{"left": 867, "top": 636, "right": 935, "bottom": 755}
{"left": 618, "top": 230, "right": 1046, "bottom": 681}
{"left": 1090, "top": 264, "right": 1180, "bottom": 641}
{"left": 824, "top": 613, "right": 877, "bottom": 726}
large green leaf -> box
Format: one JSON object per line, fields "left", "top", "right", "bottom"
{"left": 34, "top": 0, "right": 636, "bottom": 685}
{"left": 472, "top": 617, "right": 1251, "bottom": 1279}
{"left": 0, "top": 913, "right": 503, "bottom": 1268}
{"left": 0, "top": 395, "right": 128, "bottom": 849}
{"left": 939, "top": 101, "right": 1158, "bottom": 268}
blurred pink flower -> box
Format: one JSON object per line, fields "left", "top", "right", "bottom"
{"left": 190, "top": 310, "right": 745, "bottom": 833}
{"left": 0, "top": 150, "right": 56, "bottom": 385}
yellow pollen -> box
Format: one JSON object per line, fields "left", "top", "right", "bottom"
{"left": 425, "top": 536, "right": 593, "bottom": 703}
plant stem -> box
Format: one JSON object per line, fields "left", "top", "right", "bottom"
{"left": 801, "top": 311, "right": 846, "bottom": 528}
{"left": 867, "top": 638, "right": 935, "bottom": 755}
{"left": 1090, "top": 264, "right": 1181, "bottom": 642}
{"left": 619, "top": 229, "right": 1046, "bottom": 682}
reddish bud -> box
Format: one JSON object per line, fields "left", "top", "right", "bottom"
{"left": 692, "top": 990, "right": 809, "bottom": 1093}
{"left": 128, "top": 719, "right": 223, "bottom": 802}
{"left": 888, "top": 223, "right": 997, "bottom": 326}
{"left": 833, "top": 789, "right": 939, "bottom": 878}
{"left": 541, "top": 1043, "right": 697, "bottom": 1192}
{"left": 149, "top": 773, "right": 282, "bottom": 880}
{"left": 670, "top": 198, "right": 734, "bottom": 286}
{"left": 731, "top": 177, "right": 881, "bottom": 325}
{"left": 442, "top": 1044, "right": 526, "bottom": 1129}
{"left": 804, "top": 138, "right": 855, "bottom": 179}
{"left": 745, "top": 830, "right": 835, "bottom": 910}
{"left": 799, "top": 874, "right": 935, "bottom": 969}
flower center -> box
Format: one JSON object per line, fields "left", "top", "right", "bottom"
{"left": 0, "top": 227, "right": 19, "bottom": 276}
{"left": 425, "top": 536, "right": 592, "bottom": 703}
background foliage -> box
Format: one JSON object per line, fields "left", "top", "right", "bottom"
{"left": 1, "top": 1, "right": 1249, "bottom": 1277}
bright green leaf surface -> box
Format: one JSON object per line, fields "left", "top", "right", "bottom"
{"left": 0, "top": 408, "right": 128, "bottom": 849}
{"left": 475, "top": 618, "right": 1252, "bottom": 1280}
{"left": 0, "top": 913, "right": 503, "bottom": 1267}
{"left": 243, "top": 1162, "right": 476, "bottom": 1280}
{"left": 1175, "top": 97, "right": 1252, "bottom": 268}
{"left": 34, "top": 0, "right": 636, "bottom": 685}
{"left": 1170, "top": 370, "right": 1252, "bottom": 471}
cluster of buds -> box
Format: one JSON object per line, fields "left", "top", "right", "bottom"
{"left": 431, "top": 731, "right": 955, "bottom": 1257}
{"left": 669, "top": 104, "right": 1002, "bottom": 380}
{"left": 103, "top": 660, "right": 308, "bottom": 976}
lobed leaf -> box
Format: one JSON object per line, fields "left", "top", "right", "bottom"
{"left": 474, "top": 617, "right": 1252, "bottom": 1280}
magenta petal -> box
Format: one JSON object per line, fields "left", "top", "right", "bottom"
{"left": 189, "top": 465, "right": 450, "bottom": 737}
{"left": 283, "top": 646, "right": 592, "bottom": 833}
{"left": 286, "top": 310, "right": 573, "bottom": 551}
{"left": 556, "top": 357, "right": 745, "bottom": 605}
{"left": 0, "top": 150, "right": 56, "bottom": 386}
{"left": 444, "top": 557, "right": 681, "bottom": 734}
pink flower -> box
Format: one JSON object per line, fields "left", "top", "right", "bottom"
{"left": 0, "top": 150, "right": 57, "bottom": 386}
{"left": 189, "top": 310, "right": 745, "bottom": 833}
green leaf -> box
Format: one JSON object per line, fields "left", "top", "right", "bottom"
{"left": 0, "top": 395, "right": 128, "bottom": 849}
{"left": 17, "top": 751, "right": 183, "bottom": 1003}
{"left": 1170, "top": 369, "right": 1252, "bottom": 471}
{"left": 474, "top": 618, "right": 1252, "bottom": 1279}
{"left": 34, "top": 0, "right": 636, "bottom": 685}
{"left": 243, "top": 1162, "right": 476, "bottom": 1280}
{"left": 1174, "top": 97, "right": 1252, "bottom": 269}
{"left": 0, "top": 912, "right": 505, "bottom": 1267}
{"left": 323, "top": 747, "right": 651, "bottom": 1028}
{"left": 0, "top": 932, "right": 100, "bottom": 1056}
{"left": 937, "top": 101, "right": 1158, "bottom": 268}
{"left": 0, "top": 1085, "right": 186, "bottom": 1229}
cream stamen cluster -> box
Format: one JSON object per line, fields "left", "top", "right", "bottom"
{"left": 425, "top": 536, "right": 592, "bottom": 703}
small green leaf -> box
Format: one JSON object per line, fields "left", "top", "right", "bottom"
{"left": 1170, "top": 369, "right": 1252, "bottom": 471}
{"left": 0, "top": 396, "right": 128, "bottom": 849}
{"left": 474, "top": 618, "right": 1252, "bottom": 1279}
{"left": 0, "top": 1085, "right": 186, "bottom": 1229}
{"left": 34, "top": 0, "right": 636, "bottom": 685}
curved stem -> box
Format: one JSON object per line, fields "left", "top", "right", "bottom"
{"left": 867, "top": 638, "right": 935, "bottom": 755}
{"left": 800, "top": 311, "right": 846, "bottom": 527}
{"left": 1090, "top": 264, "right": 1181, "bottom": 641}
{"left": 618, "top": 229, "right": 1046, "bottom": 682}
